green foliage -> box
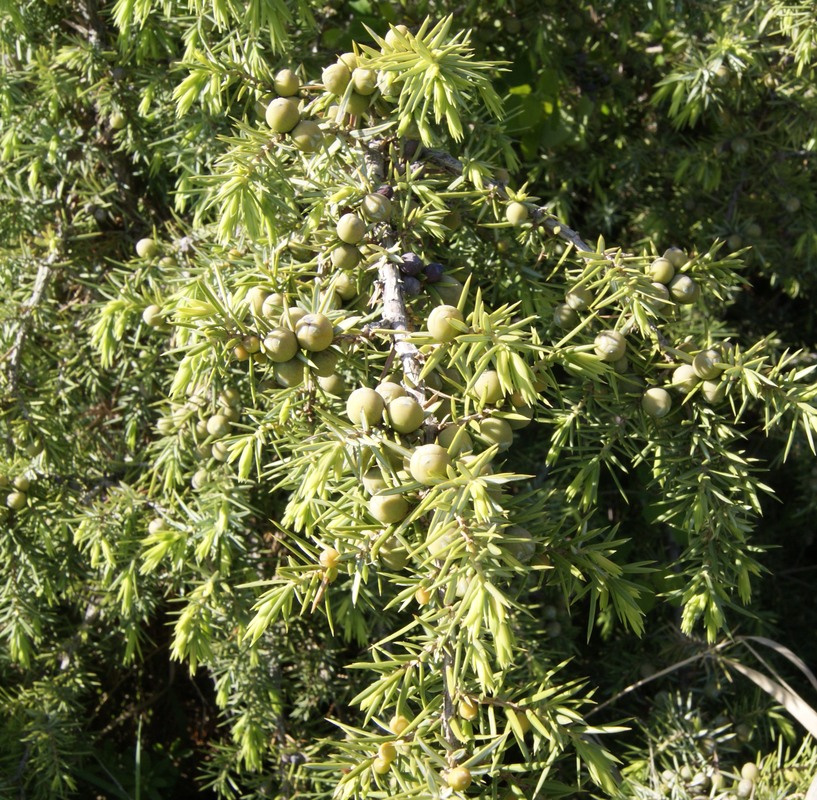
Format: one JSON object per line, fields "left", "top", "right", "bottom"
{"left": 1, "top": 1, "right": 817, "bottom": 799}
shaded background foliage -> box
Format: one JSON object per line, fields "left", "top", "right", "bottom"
{"left": 1, "top": 0, "right": 816, "bottom": 798}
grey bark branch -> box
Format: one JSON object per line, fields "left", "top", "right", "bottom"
{"left": 362, "top": 140, "right": 426, "bottom": 398}
{"left": 5, "top": 241, "right": 60, "bottom": 392}
{"left": 378, "top": 258, "right": 424, "bottom": 393}
{"left": 535, "top": 212, "right": 593, "bottom": 252}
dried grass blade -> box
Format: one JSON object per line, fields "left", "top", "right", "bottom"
{"left": 739, "top": 635, "right": 817, "bottom": 693}
{"left": 722, "top": 658, "right": 817, "bottom": 738}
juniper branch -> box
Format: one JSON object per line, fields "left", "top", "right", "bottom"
{"left": 415, "top": 145, "right": 593, "bottom": 252}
